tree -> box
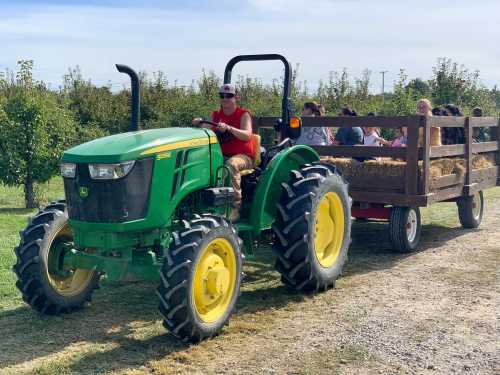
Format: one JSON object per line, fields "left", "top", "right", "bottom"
{"left": 61, "top": 66, "right": 129, "bottom": 134}
{"left": 384, "top": 69, "right": 417, "bottom": 116}
{"left": 430, "top": 58, "right": 481, "bottom": 106}
{"left": 0, "top": 61, "right": 77, "bottom": 208}
{"left": 407, "top": 78, "right": 431, "bottom": 99}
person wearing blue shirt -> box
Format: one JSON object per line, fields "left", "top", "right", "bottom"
{"left": 333, "top": 107, "right": 363, "bottom": 146}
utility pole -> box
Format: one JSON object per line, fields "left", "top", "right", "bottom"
{"left": 380, "top": 70, "right": 388, "bottom": 104}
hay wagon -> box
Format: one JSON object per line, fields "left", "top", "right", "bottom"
{"left": 253, "top": 115, "right": 500, "bottom": 251}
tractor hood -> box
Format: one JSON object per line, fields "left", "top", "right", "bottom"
{"left": 62, "top": 127, "right": 215, "bottom": 163}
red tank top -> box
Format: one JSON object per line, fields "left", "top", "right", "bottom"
{"left": 211, "top": 107, "right": 254, "bottom": 159}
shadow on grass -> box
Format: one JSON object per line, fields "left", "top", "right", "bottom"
{"left": 0, "top": 219, "right": 473, "bottom": 373}
{"left": 0, "top": 282, "right": 183, "bottom": 372}
{"left": 0, "top": 263, "right": 304, "bottom": 373}
{"left": 344, "top": 219, "right": 472, "bottom": 276}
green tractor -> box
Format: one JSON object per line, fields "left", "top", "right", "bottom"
{"left": 13, "top": 54, "right": 351, "bottom": 342}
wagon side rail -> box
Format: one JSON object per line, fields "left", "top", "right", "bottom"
{"left": 424, "top": 116, "right": 499, "bottom": 203}
{"left": 252, "top": 115, "right": 499, "bottom": 206}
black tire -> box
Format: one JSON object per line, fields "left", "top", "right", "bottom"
{"left": 389, "top": 206, "right": 421, "bottom": 252}
{"left": 13, "top": 203, "right": 99, "bottom": 314}
{"left": 457, "top": 191, "right": 484, "bottom": 229}
{"left": 157, "top": 215, "right": 243, "bottom": 343}
{"left": 272, "top": 162, "right": 351, "bottom": 292}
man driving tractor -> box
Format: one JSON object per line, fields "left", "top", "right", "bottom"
{"left": 193, "top": 83, "right": 254, "bottom": 222}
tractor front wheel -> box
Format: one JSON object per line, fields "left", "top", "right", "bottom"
{"left": 272, "top": 163, "right": 351, "bottom": 292}
{"left": 13, "top": 203, "right": 100, "bottom": 314}
{"left": 157, "top": 215, "right": 242, "bottom": 342}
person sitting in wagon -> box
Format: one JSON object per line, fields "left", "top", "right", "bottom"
{"left": 333, "top": 107, "right": 364, "bottom": 146}
{"left": 391, "top": 127, "right": 407, "bottom": 147}
{"left": 362, "top": 112, "right": 391, "bottom": 147}
{"left": 416, "top": 98, "right": 442, "bottom": 146}
{"left": 193, "top": 84, "right": 254, "bottom": 222}
{"left": 295, "top": 101, "right": 333, "bottom": 146}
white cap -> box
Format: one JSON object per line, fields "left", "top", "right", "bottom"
{"left": 219, "top": 84, "right": 236, "bottom": 95}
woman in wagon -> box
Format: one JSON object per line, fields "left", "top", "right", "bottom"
{"left": 416, "top": 98, "right": 442, "bottom": 146}
{"left": 295, "top": 101, "right": 332, "bottom": 146}
{"left": 333, "top": 106, "right": 364, "bottom": 146}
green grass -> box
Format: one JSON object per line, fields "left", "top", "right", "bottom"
{"left": 0, "top": 178, "right": 65, "bottom": 309}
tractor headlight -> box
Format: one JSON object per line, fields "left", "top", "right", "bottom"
{"left": 88, "top": 161, "right": 135, "bottom": 180}
{"left": 60, "top": 162, "right": 76, "bottom": 178}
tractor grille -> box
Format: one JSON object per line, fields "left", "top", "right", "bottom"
{"left": 64, "top": 158, "right": 154, "bottom": 223}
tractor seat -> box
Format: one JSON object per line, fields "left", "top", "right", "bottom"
{"left": 240, "top": 134, "right": 261, "bottom": 177}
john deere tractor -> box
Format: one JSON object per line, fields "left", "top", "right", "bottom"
{"left": 13, "top": 54, "right": 351, "bottom": 342}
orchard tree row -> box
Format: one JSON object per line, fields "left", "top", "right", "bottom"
{"left": 0, "top": 58, "right": 498, "bottom": 207}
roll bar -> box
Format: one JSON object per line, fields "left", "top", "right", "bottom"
{"left": 223, "top": 54, "right": 293, "bottom": 131}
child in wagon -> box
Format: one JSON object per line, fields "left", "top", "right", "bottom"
{"left": 391, "top": 127, "right": 407, "bottom": 147}
{"left": 362, "top": 113, "right": 391, "bottom": 147}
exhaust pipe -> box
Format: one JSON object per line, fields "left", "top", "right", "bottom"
{"left": 116, "top": 64, "right": 140, "bottom": 132}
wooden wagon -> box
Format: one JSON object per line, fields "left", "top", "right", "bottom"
{"left": 252, "top": 115, "right": 500, "bottom": 251}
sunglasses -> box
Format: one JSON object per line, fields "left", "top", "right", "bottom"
{"left": 219, "top": 93, "right": 235, "bottom": 99}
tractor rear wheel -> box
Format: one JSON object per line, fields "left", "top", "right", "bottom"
{"left": 157, "top": 215, "right": 242, "bottom": 342}
{"left": 272, "top": 163, "right": 351, "bottom": 292}
{"left": 457, "top": 191, "right": 484, "bottom": 229}
{"left": 13, "top": 203, "right": 100, "bottom": 314}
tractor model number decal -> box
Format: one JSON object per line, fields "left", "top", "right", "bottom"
{"left": 156, "top": 152, "right": 172, "bottom": 160}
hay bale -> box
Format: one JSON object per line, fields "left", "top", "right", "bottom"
{"left": 429, "top": 154, "right": 495, "bottom": 178}
{"left": 321, "top": 157, "right": 407, "bottom": 178}
{"left": 321, "top": 153, "right": 496, "bottom": 192}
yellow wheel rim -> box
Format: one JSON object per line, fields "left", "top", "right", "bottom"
{"left": 46, "top": 225, "right": 94, "bottom": 297}
{"left": 193, "top": 238, "right": 237, "bottom": 323}
{"left": 314, "top": 192, "right": 345, "bottom": 268}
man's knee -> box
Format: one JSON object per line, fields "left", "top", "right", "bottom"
{"left": 225, "top": 155, "right": 251, "bottom": 173}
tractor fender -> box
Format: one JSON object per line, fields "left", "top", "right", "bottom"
{"left": 249, "top": 145, "right": 319, "bottom": 234}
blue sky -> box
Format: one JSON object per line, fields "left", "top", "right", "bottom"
{"left": 1, "top": 0, "right": 499, "bottom": 92}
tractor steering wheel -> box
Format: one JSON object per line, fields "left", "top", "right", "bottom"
{"left": 197, "top": 120, "right": 233, "bottom": 144}
{"left": 197, "top": 120, "right": 219, "bottom": 128}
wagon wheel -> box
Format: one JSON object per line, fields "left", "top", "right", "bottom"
{"left": 457, "top": 191, "right": 484, "bottom": 229}
{"left": 388, "top": 206, "right": 422, "bottom": 252}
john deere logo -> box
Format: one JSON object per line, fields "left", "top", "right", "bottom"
{"left": 79, "top": 186, "right": 89, "bottom": 198}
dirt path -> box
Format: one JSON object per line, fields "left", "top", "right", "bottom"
{"left": 0, "top": 192, "right": 499, "bottom": 375}
{"left": 174, "top": 196, "right": 499, "bottom": 375}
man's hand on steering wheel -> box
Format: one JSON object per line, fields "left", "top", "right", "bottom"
{"left": 192, "top": 117, "right": 203, "bottom": 126}
{"left": 194, "top": 120, "right": 234, "bottom": 144}
{"left": 195, "top": 119, "right": 231, "bottom": 133}
{"left": 216, "top": 122, "right": 230, "bottom": 133}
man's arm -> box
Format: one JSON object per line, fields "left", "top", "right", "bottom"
{"left": 219, "top": 112, "right": 252, "bottom": 141}
{"left": 374, "top": 134, "right": 391, "bottom": 146}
